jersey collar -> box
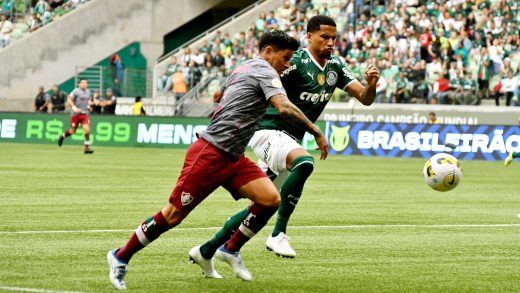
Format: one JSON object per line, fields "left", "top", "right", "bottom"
{"left": 304, "top": 48, "right": 328, "bottom": 71}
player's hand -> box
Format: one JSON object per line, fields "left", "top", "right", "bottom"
{"left": 364, "top": 64, "right": 380, "bottom": 86}
{"left": 72, "top": 106, "right": 81, "bottom": 113}
{"left": 314, "top": 132, "right": 329, "bottom": 160}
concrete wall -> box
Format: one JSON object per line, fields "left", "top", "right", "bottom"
{"left": 0, "top": 0, "right": 225, "bottom": 112}
{"left": 153, "top": 0, "right": 284, "bottom": 97}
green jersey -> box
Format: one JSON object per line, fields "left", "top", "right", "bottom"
{"left": 258, "top": 49, "right": 356, "bottom": 141}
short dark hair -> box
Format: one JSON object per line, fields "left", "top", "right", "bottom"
{"left": 307, "top": 15, "right": 336, "bottom": 33}
{"left": 259, "top": 29, "right": 299, "bottom": 52}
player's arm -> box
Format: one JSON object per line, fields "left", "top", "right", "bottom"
{"left": 67, "top": 93, "right": 81, "bottom": 113}
{"left": 344, "top": 64, "right": 380, "bottom": 106}
{"left": 270, "top": 93, "right": 328, "bottom": 160}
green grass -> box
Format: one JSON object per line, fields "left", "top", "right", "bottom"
{"left": 1, "top": 143, "right": 520, "bottom": 292}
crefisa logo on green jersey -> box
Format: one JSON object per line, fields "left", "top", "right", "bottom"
{"left": 299, "top": 90, "right": 332, "bottom": 104}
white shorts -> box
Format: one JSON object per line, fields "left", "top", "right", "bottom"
{"left": 250, "top": 129, "right": 303, "bottom": 188}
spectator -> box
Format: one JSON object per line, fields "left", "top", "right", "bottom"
{"left": 33, "top": 0, "right": 49, "bottom": 17}
{"left": 212, "top": 49, "right": 225, "bottom": 72}
{"left": 458, "top": 71, "right": 478, "bottom": 105}
{"left": 41, "top": 5, "right": 54, "bottom": 25}
{"left": 428, "top": 112, "right": 439, "bottom": 124}
{"left": 375, "top": 75, "right": 388, "bottom": 103}
{"left": 112, "top": 54, "right": 124, "bottom": 96}
{"left": 497, "top": 71, "right": 518, "bottom": 106}
{"left": 265, "top": 10, "right": 278, "bottom": 30}
{"left": 100, "top": 88, "right": 116, "bottom": 114}
{"left": 49, "top": 84, "right": 67, "bottom": 112}
{"left": 192, "top": 47, "right": 205, "bottom": 66}
{"left": 296, "top": 0, "right": 312, "bottom": 15}
{"left": 27, "top": 12, "right": 41, "bottom": 32}
{"left": 431, "top": 72, "right": 450, "bottom": 104}
{"left": 132, "top": 96, "right": 145, "bottom": 116}
{"left": 394, "top": 71, "right": 410, "bottom": 103}
{"left": 1, "top": 0, "right": 12, "bottom": 20}
{"left": 89, "top": 90, "right": 101, "bottom": 114}
{"left": 172, "top": 67, "right": 187, "bottom": 115}
{"left": 0, "top": 13, "right": 12, "bottom": 48}
{"left": 476, "top": 47, "right": 491, "bottom": 101}
{"left": 157, "top": 55, "right": 179, "bottom": 93}
{"left": 255, "top": 11, "right": 267, "bottom": 31}
{"left": 187, "top": 60, "right": 202, "bottom": 89}
{"left": 34, "top": 86, "right": 49, "bottom": 112}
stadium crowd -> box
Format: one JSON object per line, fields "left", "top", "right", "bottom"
{"left": 157, "top": 0, "right": 519, "bottom": 106}
{"left": 0, "top": 0, "right": 89, "bottom": 49}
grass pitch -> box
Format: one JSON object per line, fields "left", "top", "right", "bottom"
{"left": 1, "top": 143, "right": 519, "bottom": 292}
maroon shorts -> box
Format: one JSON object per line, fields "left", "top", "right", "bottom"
{"left": 169, "top": 138, "right": 266, "bottom": 212}
{"left": 70, "top": 114, "right": 89, "bottom": 129}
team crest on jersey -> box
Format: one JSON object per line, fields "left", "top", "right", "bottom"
{"left": 317, "top": 72, "right": 326, "bottom": 86}
{"left": 326, "top": 71, "right": 338, "bottom": 86}
{"left": 180, "top": 192, "right": 193, "bottom": 206}
{"left": 271, "top": 78, "right": 283, "bottom": 88}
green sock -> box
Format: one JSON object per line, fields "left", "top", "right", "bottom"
{"left": 272, "top": 156, "right": 314, "bottom": 237}
{"left": 199, "top": 207, "right": 249, "bottom": 259}
{"left": 513, "top": 152, "right": 520, "bottom": 159}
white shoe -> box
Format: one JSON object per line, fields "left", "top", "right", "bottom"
{"left": 189, "top": 245, "right": 223, "bottom": 279}
{"left": 107, "top": 249, "right": 128, "bottom": 290}
{"left": 505, "top": 152, "right": 514, "bottom": 167}
{"left": 215, "top": 245, "right": 252, "bottom": 281}
{"left": 266, "top": 232, "right": 296, "bottom": 258}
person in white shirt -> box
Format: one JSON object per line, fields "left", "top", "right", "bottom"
{"left": 0, "top": 13, "right": 13, "bottom": 48}
{"left": 500, "top": 71, "right": 518, "bottom": 106}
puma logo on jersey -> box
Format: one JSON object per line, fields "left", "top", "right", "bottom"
{"left": 307, "top": 72, "right": 314, "bottom": 80}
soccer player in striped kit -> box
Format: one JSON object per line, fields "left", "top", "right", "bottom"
{"left": 57, "top": 79, "right": 94, "bottom": 154}
{"left": 106, "top": 30, "right": 328, "bottom": 289}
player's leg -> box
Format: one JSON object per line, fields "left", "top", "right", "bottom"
{"left": 197, "top": 206, "right": 249, "bottom": 258}
{"left": 505, "top": 151, "right": 520, "bottom": 166}
{"left": 216, "top": 179, "right": 279, "bottom": 281}
{"left": 215, "top": 160, "right": 280, "bottom": 281}
{"left": 107, "top": 202, "right": 188, "bottom": 290}
{"left": 251, "top": 130, "right": 314, "bottom": 257}
{"left": 81, "top": 116, "right": 94, "bottom": 154}
{"left": 58, "top": 116, "right": 78, "bottom": 146}
{"left": 108, "top": 139, "right": 225, "bottom": 288}
{"left": 266, "top": 148, "right": 314, "bottom": 258}
{"left": 196, "top": 161, "right": 282, "bottom": 261}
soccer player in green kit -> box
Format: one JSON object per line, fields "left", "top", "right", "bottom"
{"left": 189, "top": 15, "right": 380, "bottom": 278}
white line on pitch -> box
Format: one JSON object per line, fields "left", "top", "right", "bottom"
{"left": 1, "top": 224, "right": 520, "bottom": 235}
{"left": 0, "top": 286, "right": 84, "bottom": 293}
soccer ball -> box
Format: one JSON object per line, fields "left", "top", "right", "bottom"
{"left": 423, "top": 153, "right": 463, "bottom": 192}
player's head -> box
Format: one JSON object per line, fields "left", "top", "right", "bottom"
{"left": 307, "top": 15, "right": 337, "bottom": 59}
{"left": 259, "top": 29, "right": 299, "bottom": 74}
{"left": 79, "top": 79, "right": 88, "bottom": 90}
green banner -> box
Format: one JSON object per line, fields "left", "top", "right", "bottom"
{"left": 0, "top": 113, "right": 324, "bottom": 150}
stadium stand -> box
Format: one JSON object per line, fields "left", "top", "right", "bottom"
{"left": 0, "top": 0, "right": 90, "bottom": 48}
{"left": 154, "top": 0, "right": 519, "bottom": 116}
{"left": 0, "top": 0, "right": 234, "bottom": 112}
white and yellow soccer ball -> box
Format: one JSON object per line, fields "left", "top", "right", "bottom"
{"left": 423, "top": 153, "right": 463, "bottom": 192}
